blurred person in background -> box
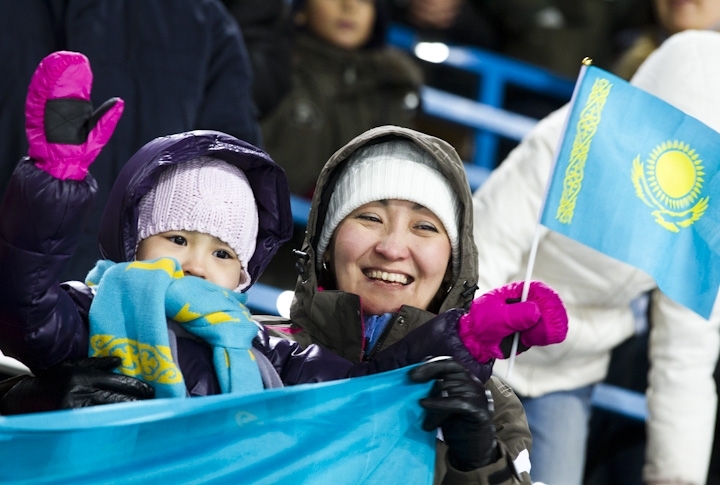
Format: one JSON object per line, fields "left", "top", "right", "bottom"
{"left": 258, "top": 0, "right": 423, "bottom": 290}
{"left": 472, "top": 30, "right": 720, "bottom": 485}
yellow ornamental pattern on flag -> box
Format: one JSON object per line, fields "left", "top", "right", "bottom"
{"left": 631, "top": 140, "right": 709, "bottom": 233}
{"left": 556, "top": 76, "right": 612, "bottom": 224}
{"left": 89, "top": 334, "right": 183, "bottom": 384}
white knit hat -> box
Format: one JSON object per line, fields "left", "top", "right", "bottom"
{"left": 317, "top": 140, "right": 460, "bottom": 274}
{"left": 137, "top": 157, "right": 259, "bottom": 291}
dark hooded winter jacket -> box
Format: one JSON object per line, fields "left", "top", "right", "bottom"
{"left": 261, "top": 126, "right": 532, "bottom": 484}
{"left": 260, "top": 33, "right": 422, "bottom": 198}
{"left": 0, "top": 130, "right": 498, "bottom": 400}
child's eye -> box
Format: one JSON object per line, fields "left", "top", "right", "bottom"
{"left": 213, "top": 249, "right": 234, "bottom": 260}
{"left": 167, "top": 235, "right": 187, "bottom": 246}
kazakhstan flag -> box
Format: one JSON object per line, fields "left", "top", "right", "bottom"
{"left": 541, "top": 64, "right": 720, "bottom": 319}
{"left": 0, "top": 367, "right": 435, "bottom": 484}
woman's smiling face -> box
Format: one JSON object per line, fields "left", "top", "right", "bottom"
{"left": 328, "top": 199, "right": 451, "bottom": 315}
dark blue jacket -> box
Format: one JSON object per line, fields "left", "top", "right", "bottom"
{"left": 0, "top": 131, "right": 289, "bottom": 394}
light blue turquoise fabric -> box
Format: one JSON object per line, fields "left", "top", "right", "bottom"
{"left": 86, "top": 258, "right": 263, "bottom": 398}
{"left": 542, "top": 65, "right": 720, "bottom": 319}
{"left": 0, "top": 367, "right": 435, "bottom": 484}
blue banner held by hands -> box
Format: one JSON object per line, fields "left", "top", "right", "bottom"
{"left": 0, "top": 367, "right": 435, "bottom": 484}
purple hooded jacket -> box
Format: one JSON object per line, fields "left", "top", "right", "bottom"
{"left": 0, "top": 130, "right": 485, "bottom": 396}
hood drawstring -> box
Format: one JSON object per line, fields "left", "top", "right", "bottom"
{"left": 293, "top": 249, "right": 310, "bottom": 283}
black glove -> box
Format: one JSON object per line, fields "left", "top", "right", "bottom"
{"left": 0, "top": 356, "right": 155, "bottom": 415}
{"left": 409, "top": 357, "right": 498, "bottom": 471}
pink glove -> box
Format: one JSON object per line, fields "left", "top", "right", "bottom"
{"left": 458, "top": 281, "right": 568, "bottom": 363}
{"left": 25, "top": 51, "right": 124, "bottom": 180}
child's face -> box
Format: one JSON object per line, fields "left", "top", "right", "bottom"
{"left": 298, "top": 0, "right": 376, "bottom": 50}
{"left": 136, "top": 231, "right": 244, "bottom": 290}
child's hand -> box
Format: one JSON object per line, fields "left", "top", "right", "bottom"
{"left": 25, "top": 50, "right": 124, "bottom": 180}
{"left": 458, "top": 281, "right": 568, "bottom": 363}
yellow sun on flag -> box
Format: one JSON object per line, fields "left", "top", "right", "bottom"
{"left": 631, "top": 140, "right": 709, "bottom": 233}
{"left": 645, "top": 141, "right": 704, "bottom": 210}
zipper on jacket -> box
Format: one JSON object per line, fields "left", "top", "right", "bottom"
{"left": 363, "top": 314, "right": 404, "bottom": 361}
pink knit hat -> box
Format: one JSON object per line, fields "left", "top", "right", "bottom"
{"left": 137, "top": 157, "right": 259, "bottom": 291}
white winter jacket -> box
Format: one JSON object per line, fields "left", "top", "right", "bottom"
{"left": 472, "top": 30, "right": 720, "bottom": 485}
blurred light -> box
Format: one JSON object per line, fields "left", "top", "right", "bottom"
{"left": 404, "top": 92, "right": 420, "bottom": 110}
{"left": 414, "top": 42, "right": 449, "bottom": 64}
{"left": 276, "top": 290, "right": 294, "bottom": 319}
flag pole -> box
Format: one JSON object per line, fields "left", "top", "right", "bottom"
{"left": 505, "top": 226, "right": 541, "bottom": 378}
{"left": 505, "top": 58, "right": 593, "bottom": 379}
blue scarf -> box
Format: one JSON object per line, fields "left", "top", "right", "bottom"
{"left": 86, "top": 258, "right": 263, "bottom": 398}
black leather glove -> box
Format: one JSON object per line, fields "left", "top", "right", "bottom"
{"left": 409, "top": 357, "right": 498, "bottom": 471}
{"left": 0, "top": 356, "right": 154, "bottom": 415}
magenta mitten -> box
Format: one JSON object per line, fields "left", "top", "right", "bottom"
{"left": 458, "top": 281, "right": 568, "bottom": 363}
{"left": 25, "top": 51, "right": 124, "bottom": 180}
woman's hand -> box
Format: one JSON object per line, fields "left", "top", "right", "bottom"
{"left": 409, "top": 357, "right": 498, "bottom": 470}
{"left": 458, "top": 280, "right": 568, "bottom": 363}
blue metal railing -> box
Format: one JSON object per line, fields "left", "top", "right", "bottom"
{"left": 421, "top": 86, "right": 537, "bottom": 142}
{"left": 591, "top": 383, "right": 648, "bottom": 422}
{"left": 387, "top": 24, "right": 574, "bottom": 169}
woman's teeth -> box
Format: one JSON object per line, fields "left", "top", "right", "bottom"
{"left": 365, "top": 270, "right": 409, "bottom": 285}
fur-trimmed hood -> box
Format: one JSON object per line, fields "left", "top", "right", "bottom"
{"left": 290, "top": 125, "right": 479, "bottom": 326}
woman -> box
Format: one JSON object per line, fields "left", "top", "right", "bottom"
{"left": 263, "top": 125, "right": 568, "bottom": 484}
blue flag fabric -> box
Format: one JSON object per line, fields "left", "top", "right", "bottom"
{"left": 541, "top": 64, "right": 720, "bottom": 319}
{"left": 0, "top": 367, "right": 435, "bottom": 484}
